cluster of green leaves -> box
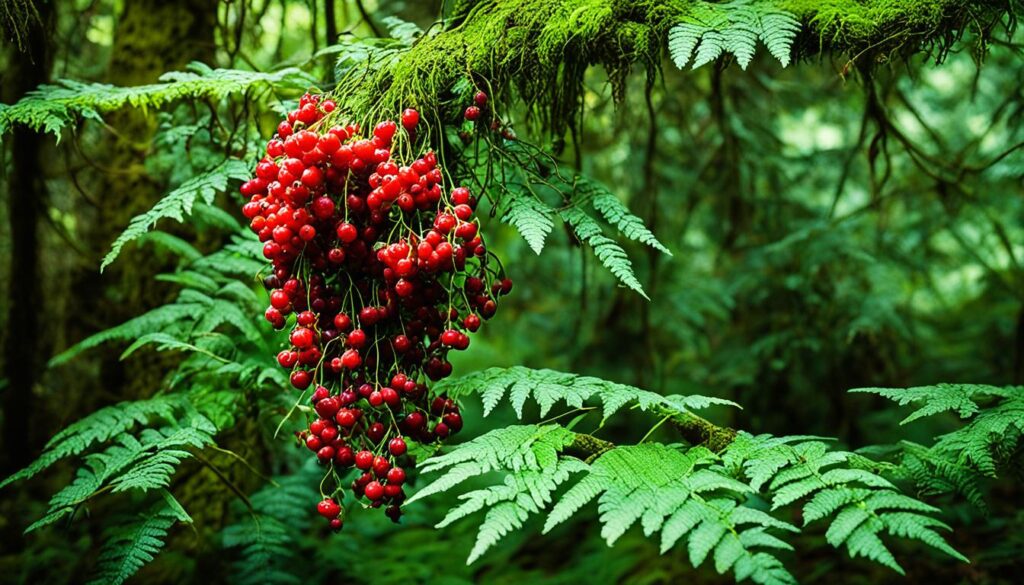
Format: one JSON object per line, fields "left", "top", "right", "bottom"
{"left": 854, "top": 384, "right": 1024, "bottom": 510}
{"left": 101, "top": 158, "right": 250, "bottom": 271}
{"left": 0, "top": 62, "right": 314, "bottom": 138}
{"left": 413, "top": 367, "right": 969, "bottom": 583}
{"left": 669, "top": 0, "right": 800, "bottom": 70}
{"left": 481, "top": 143, "right": 671, "bottom": 298}
{"left": 1, "top": 230, "right": 285, "bottom": 583}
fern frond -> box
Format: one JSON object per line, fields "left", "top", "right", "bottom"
{"left": 440, "top": 459, "right": 588, "bottom": 564}
{"left": 0, "top": 396, "right": 188, "bottom": 489}
{"left": 668, "top": 1, "right": 799, "bottom": 71}
{"left": 414, "top": 429, "right": 798, "bottom": 582}
{"left": 573, "top": 175, "right": 670, "bottom": 255}
{"left": 434, "top": 365, "right": 737, "bottom": 418}
{"left": 727, "top": 433, "right": 967, "bottom": 573}
{"left": 27, "top": 413, "right": 216, "bottom": 532}
{"left": 407, "top": 424, "right": 576, "bottom": 505}
{"left": 0, "top": 62, "right": 315, "bottom": 138}
{"left": 561, "top": 206, "right": 648, "bottom": 299}
{"left": 85, "top": 491, "right": 192, "bottom": 585}
{"left": 932, "top": 393, "right": 1024, "bottom": 476}
{"left": 549, "top": 444, "right": 798, "bottom": 585}
{"left": 101, "top": 158, "right": 250, "bottom": 271}
{"left": 499, "top": 185, "right": 555, "bottom": 255}
{"left": 223, "top": 475, "right": 318, "bottom": 585}
{"left": 855, "top": 384, "right": 1024, "bottom": 478}
{"left": 48, "top": 302, "right": 204, "bottom": 366}
{"left": 852, "top": 383, "right": 1014, "bottom": 424}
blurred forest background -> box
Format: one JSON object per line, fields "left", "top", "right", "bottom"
{"left": 0, "top": 0, "right": 1022, "bottom": 584}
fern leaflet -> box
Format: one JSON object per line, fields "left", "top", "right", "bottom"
{"left": 0, "top": 62, "right": 315, "bottom": 138}
{"left": 434, "top": 365, "right": 736, "bottom": 418}
{"left": 101, "top": 158, "right": 250, "bottom": 271}
{"left": 561, "top": 206, "right": 648, "bottom": 299}
{"left": 668, "top": 1, "right": 800, "bottom": 70}
{"left": 86, "top": 491, "right": 192, "bottom": 585}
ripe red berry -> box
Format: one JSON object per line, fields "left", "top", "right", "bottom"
{"left": 341, "top": 349, "right": 361, "bottom": 369}
{"left": 372, "top": 456, "right": 391, "bottom": 476}
{"left": 354, "top": 450, "right": 374, "bottom": 470}
{"left": 387, "top": 467, "right": 406, "bottom": 484}
{"left": 464, "top": 106, "right": 481, "bottom": 121}
{"left": 374, "top": 120, "right": 398, "bottom": 142}
{"left": 388, "top": 437, "right": 407, "bottom": 456}
{"left": 290, "top": 370, "right": 312, "bottom": 390}
{"left": 335, "top": 408, "right": 356, "bottom": 427}
{"left": 401, "top": 108, "right": 419, "bottom": 131}
{"left": 364, "top": 481, "right": 384, "bottom": 501}
{"left": 474, "top": 91, "right": 488, "bottom": 106}
{"left": 336, "top": 222, "right": 358, "bottom": 243}
{"left": 317, "top": 498, "right": 341, "bottom": 519}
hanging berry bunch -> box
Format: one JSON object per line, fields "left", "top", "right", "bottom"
{"left": 239, "top": 92, "right": 512, "bottom": 531}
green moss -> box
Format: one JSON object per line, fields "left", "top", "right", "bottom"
{"left": 331, "top": 0, "right": 1016, "bottom": 140}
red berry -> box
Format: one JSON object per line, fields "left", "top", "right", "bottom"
{"left": 387, "top": 467, "right": 406, "bottom": 484}
{"left": 401, "top": 108, "right": 419, "bottom": 131}
{"left": 364, "top": 481, "right": 384, "bottom": 501}
{"left": 290, "top": 370, "right": 312, "bottom": 389}
{"left": 464, "top": 106, "right": 481, "bottom": 121}
{"left": 372, "top": 456, "right": 391, "bottom": 476}
{"left": 355, "top": 450, "right": 374, "bottom": 470}
{"left": 388, "top": 437, "right": 407, "bottom": 456}
{"left": 317, "top": 498, "right": 341, "bottom": 519}
{"left": 341, "top": 349, "right": 362, "bottom": 369}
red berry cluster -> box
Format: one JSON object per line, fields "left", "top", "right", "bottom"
{"left": 239, "top": 93, "right": 512, "bottom": 530}
{"left": 459, "top": 90, "right": 516, "bottom": 143}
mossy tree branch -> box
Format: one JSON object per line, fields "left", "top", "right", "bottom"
{"left": 334, "top": 0, "right": 1018, "bottom": 140}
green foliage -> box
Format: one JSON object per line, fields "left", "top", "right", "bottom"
{"left": 0, "top": 395, "right": 188, "bottom": 490}
{"left": 414, "top": 382, "right": 965, "bottom": 579}
{"left": 560, "top": 206, "right": 649, "bottom": 298}
{"left": 577, "top": 176, "right": 671, "bottom": 256}
{"left": 86, "top": 491, "right": 192, "bottom": 585}
{"left": 852, "top": 383, "right": 1016, "bottom": 424}
{"left": 408, "top": 424, "right": 578, "bottom": 505}
{"left": 491, "top": 157, "right": 668, "bottom": 296}
{"left": 411, "top": 428, "right": 799, "bottom": 583}
{"left": 857, "top": 384, "right": 1024, "bottom": 477}
{"left": 669, "top": 1, "right": 800, "bottom": 70}
{"left": 222, "top": 474, "right": 319, "bottom": 585}
{"left": 550, "top": 444, "right": 798, "bottom": 585}
{"left": 24, "top": 411, "right": 215, "bottom": 532}
{"left": 101, "top": 158, "right": 250, "bottom": 271}
{"left": 435, "top": 365, "right": 736, "bottom": 418}
{"left": 499, "top": 185, "right": 556, "bottom": 255}
{"left": 0, "top": 62, "right": 315, "bottom": 138}
{"left": 723, "top": 434, "right": 967, "bottom": 574}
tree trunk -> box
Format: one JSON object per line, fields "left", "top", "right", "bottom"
{"left": 1, "top": 0, "right": 54, "bottom": 474}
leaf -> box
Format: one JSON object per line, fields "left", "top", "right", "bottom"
{"left": 101, "top": 159, "right": 249, "bottom": 271}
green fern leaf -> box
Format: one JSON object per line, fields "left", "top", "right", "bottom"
{"left": 435, "top": 366, "right": 736, "bottom": 420}
{"left": 668, "top": 1, "right": 800, "bottom": 71}
{"left": 0, "top": 396, "right": 187, "bottom": 489}
{"left": 561, "top": 206, "right": 648, "bottom": 299}
{"left": 851, "top": 383, "right": 1012, "bottom": 424}
{"left": 574, "top": 176, "right": 670, "bottom": 255}
{"left": 86, "top": 491, "right": 192, "bottom": 585}
{"left": 500, "top": 186, "right": 555, "bottom": 255}
{"left": 102, "top": 158, "right": 249, "bottom": 271}
{"left": 0, "top": 62, "right": 314, "bottom": 138}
